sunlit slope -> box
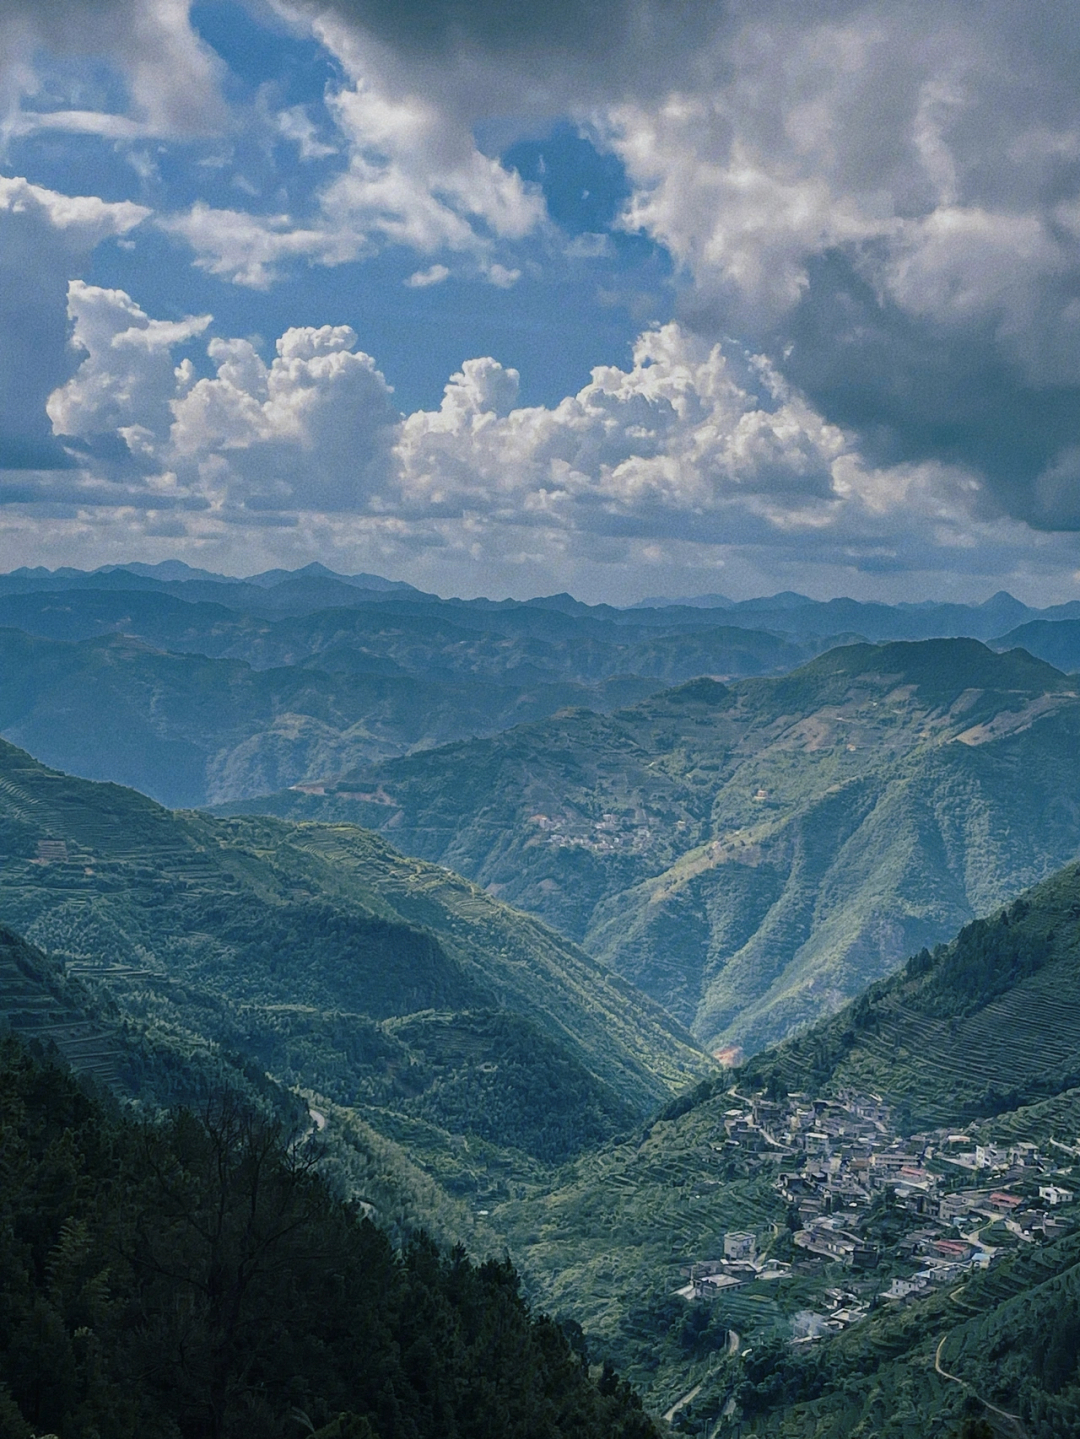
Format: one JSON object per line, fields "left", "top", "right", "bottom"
{"left": 234, "top": 639, "right": 1080, "bottom": 1052}
{"left": 0, "top": 738, "right": 709, "bottom": 1121}
{"left": 494, "top": 857, "right": 1080, "bottom": 1430}
{"left": 746, "top": 857, "right": 1080, "bottom": 1128}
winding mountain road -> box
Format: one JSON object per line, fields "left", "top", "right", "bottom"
{"left": 662, "top": 1334, "right": 740, "bottom": 1427}
{"left": 934, "top": 1336, "right": 1029, "bottom": 1438}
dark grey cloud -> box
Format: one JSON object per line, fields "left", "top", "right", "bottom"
{"left": 754, "top": 251, "right": 1080, "bottom": 531}
{"left": 0, "top": 468, "right": 210, "bottom": 511}
{"left": 300, "top": 0, "right": 629, "bottom": 56}
{"left": 289, "top": 0, "right": 727, "bottom": 105}
{"left": 281, "top": 0, "right": 1080, "bottom": 535}
{"left": 296, "top": 0, "right": 714, "bottom": 63}
{"left": 0, "top": 209, "right": 81, "bottom": 466}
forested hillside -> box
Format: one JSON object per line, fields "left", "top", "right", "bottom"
{"left": 0, "top": 1033, "right": 657, "bottom": 1439}
{"left": 0, "top": 739, "right": 710, "bottom": 1199}
{"left": 238, "top": 638, "right": 1080, "bottom": 1053}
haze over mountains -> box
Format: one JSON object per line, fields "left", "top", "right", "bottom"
{"left": 6, "top": 563, "right": 1080, "bottom": 1054}
{"left": 1, "top": 562, "right": 1079, "bottom": 809}
{"left": 242, "top": 638, "right": 1080, "bottom": 1054}
{"left": 0, "top": 564, "right": 825, "bottom": 805}
{"left": 4, "top": 562, "right": 1080, "bottom": 1435}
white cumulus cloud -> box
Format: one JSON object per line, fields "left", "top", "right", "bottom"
{"left": 0, "top": 178, "right": 150, "bottom": 468}
{"left": 7, "top": 281, "right": 1067, "bottom": 602}
{"left": 396, "top": 324, "right": 851, "bottom": 536}
{"left": 47, "top": 285, "right": 400, "bottom": 517}
{"left": 48, "top": 280, "right": 212, "bottom": 443}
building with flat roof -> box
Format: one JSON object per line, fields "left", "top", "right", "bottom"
{"left": 723, "top": 1231, "right": 756, "bottom": 1261}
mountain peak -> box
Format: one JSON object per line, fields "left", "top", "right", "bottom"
{"left": 799, "top": 635, "right": 1068, "bottom": 696}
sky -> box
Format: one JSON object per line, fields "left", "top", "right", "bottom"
{"left": 4, "top": 0, "right": 1080, "bottom": 604}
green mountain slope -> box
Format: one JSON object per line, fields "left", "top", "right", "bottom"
{"left": 0, "top": 916, "right": 521, "bottom": 1252}
{"left": 746, "top": 857, "right": 1080, "bottom": 1129}
{"left": 0, "top": 627, "right": 661, "bottom": 807}
{"left": 233, "top": 639, "right": 1080, "bottom": 1053}
{"left": 0, "top": 738, "right": 709, "bottom": 1165}
{"left": 488, "top": 859, "right": 1080, "bottom": 1436}
{"left": 0, "top": 919, "right": 335, "bottom": 1130}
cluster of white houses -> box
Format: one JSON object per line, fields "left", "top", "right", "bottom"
{"left": 684, "top": 1089, "right": 1077, "bottom": 1325}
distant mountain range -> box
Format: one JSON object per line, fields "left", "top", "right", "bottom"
{"left": 1, "top": 563, "right": 1079, "bottom": 815}
{"left": 5, "top": 561, "right": 1080, "bottom": 1052}
{"left": 0, "top": 627, "right": 665, "bottom": 806}
{"left": 4, "top": 560, "right": 1080, "bottom": 641}
{"left": 238, "top": 638, "right": 1080, "bottom": 1055}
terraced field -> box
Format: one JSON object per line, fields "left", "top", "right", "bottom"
{"left": 749, "top": 858, "right": 1080, "bottom": 1129}
{"left": 0, "top": 734, "right": 713, "bottom": 1213}
{"left": 814, "top": 968, "right": 1080, "bottom": 1126}
{"left": 0, "top": 925, "right": 123, "bottom": 1089}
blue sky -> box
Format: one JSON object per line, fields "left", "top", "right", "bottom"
{"left": 3, "top": 0, "right": 1080, "bottom": 604}
{"left": 14, "top": 3, "right": 672, "bottom": 412}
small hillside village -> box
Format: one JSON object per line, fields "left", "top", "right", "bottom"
{"left": 681, "top": 1089, "right": 1078, "bottom": 1339}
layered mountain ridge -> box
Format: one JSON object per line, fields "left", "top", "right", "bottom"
{"left": 0, "top": 737, "right": 709, "bottom": 1189}
{"left": 5, "top": 561, "right": 1080, "bottom": 818}
{"left": 242, "top": 638, "right": 1080, "bottom": 1053}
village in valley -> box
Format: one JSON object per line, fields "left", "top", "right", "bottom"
{"left": 679, "top": 1087, "right": 1079, "bottom": 1340}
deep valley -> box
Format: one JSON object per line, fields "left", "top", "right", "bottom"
{"left": 4, "top": 564, "right": 1080, "bottom": 1439}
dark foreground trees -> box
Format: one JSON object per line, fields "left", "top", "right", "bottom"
{"left": 0, "top": 1036, "right": 657, "bottom": 1439}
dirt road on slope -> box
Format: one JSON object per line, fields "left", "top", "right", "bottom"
{"left": 934, "top": 1336, "right": 1028, "bottom": 1438}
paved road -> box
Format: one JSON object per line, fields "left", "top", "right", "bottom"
{"left": 663, "top": 1380, "right": 703, "bottom": 1424}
